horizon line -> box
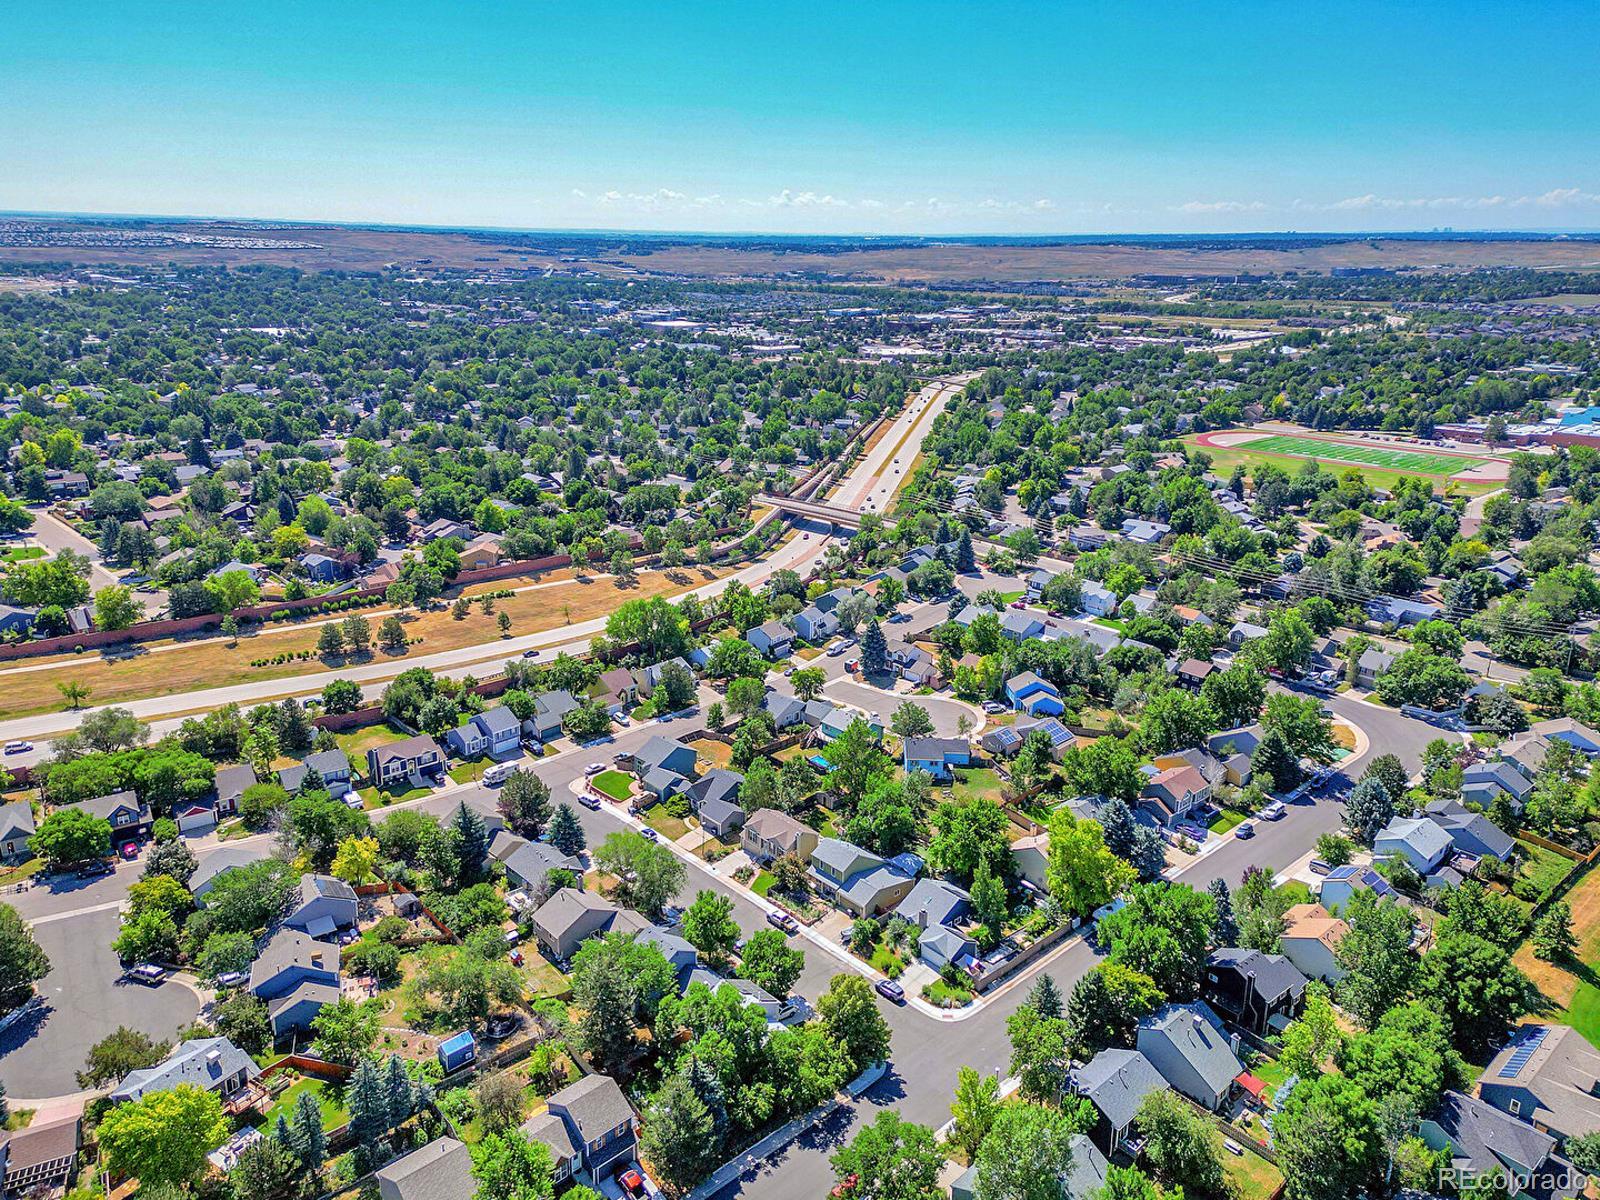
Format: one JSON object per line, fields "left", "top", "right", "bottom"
{"left": 5, "top": 208, "right": 1600, "bottom": 243}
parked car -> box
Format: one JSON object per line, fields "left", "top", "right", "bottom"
{"left": 845, "top": 660, "right": 860, "bottom": 672}
{"left": 1009, "top": 601, "right": 1026, "bottom": 609}
{"left": 982, "top": 701, "right": 1005, "bottom": 714}
{"left": 128, "top": 963, "right": 166, "bottom": 986}
{"left": 874, "top": 979, "right": 906, "bottom": 1004}
{"left": 1236, "top": 821, "right": 1256, "bottom": 839}
{"left": 214, "top": 971, "right": 246, "bottom": 988}
{"left": 826, "top": 644, "right": 846, "bottom": 657}
{"left": 1260, "top": 801, "right": 1287, "bottom": 821}
{"left": 766, "top": 911, "right": 799, "bottom": 934}
{"left": 585, "top": 762, "right": 605, "bottom": 775}
{"left": 120, "top": 841, "right": 140, "bottom": 860}
{"left": 615, "top": 1166, "right": 646, "bottom": 1199}
{"left": 639, "top": 827, "right": 659, "bottom": 842}
{"left": 578, "top": 793, "right": 601, "bottom": 810}
{"left": 509, "top": 948, "right": 524, "bottom": 966}
{"left": 3, "top": 740, "right": 31, "bottom": 755}
{"left": 76, "top": 859, "right": 113, "bottom": 878}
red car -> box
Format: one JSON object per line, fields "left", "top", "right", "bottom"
{"left": 120, "top": 841, "right": 140, "bottom": 860}
{"left": 615, "top": 1166, "right": 645, "bottom": 1198}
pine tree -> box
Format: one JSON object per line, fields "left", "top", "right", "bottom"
{"left": 289, "top": 1089, "right": 327, "bottom": 1172}
{"left": 956, "top": 528, "right": 976, "bottom": 573}
{"left": 271, "top": 1113, "right": 293, "bottom": 1151}
{"left": 346, "top": 1057, "right": 386, "bottom": 1172}
{"left": 451, "top": 801, "right": 489, "bottom": 884}
{"left": 1209, "top": 878, "right": 1239, "bottom": 946}
{"left": 383, "top": 1054, "right": 416, "bottom": 1131}
{"left": 861, "top": 619, "right": 888, "bottom": 676}
{"left": 297, "top": 764, "right": 326, "bottom": 796}
{"left": 278, "top": 699, "right": 314, "bottom": 756}
{"left": 1098, "top": 797, "right": 1138, "bottom": 859}
{"left": 683, "top": 1054, "right": 728, "bottom": 1151}
{"left": 547, "top": 803, "right": 586, "bottom": 857}
{"left": 1027, "top": 974, "right": 1063, "bottom": 1020}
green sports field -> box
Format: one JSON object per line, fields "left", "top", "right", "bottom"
{"left": 1240, "top": 434, "right": 1488, "bottom": 476}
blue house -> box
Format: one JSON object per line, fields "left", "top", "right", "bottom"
{"left": 632, "top": 736, "right": 697, "bottom": 779}
{"left": 902, "top": 736, "right": 972, "bottom": 781}
{"left": 300, "top": 553, "right": 347, "bottom": 583}
{"left": 445, "top": 707, "right": 523, "bottom": 759}
{"left": 1005, "top": 671, "right": 1064, "bottom": 716}
{"left": 248, "top": 930, "right": 340, "bottom": 1001}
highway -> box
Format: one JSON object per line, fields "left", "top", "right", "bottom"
{"left": 0, "top": 376, "right": 966, "bottom": 753}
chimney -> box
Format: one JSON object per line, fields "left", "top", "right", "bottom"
{"left": 1231, "top": 1033, "right": 1242, "bottom": 1057}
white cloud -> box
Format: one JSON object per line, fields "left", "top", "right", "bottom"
{"left": 766, "top": 189, "right": 849, "bottom": 208}
{"left": 1175, "top": 199, "right": 1267, "bottom": 214}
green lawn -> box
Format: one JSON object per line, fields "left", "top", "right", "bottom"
{"left": 358, "top": 783, "right": 433, "bottom": 808}
{"left": 448, "top": 757, "right": 494, "bottom": 784}
{"left": 260, "top": 1075, "right": 347, "bottom": 1131}
{"left": 1243, "top": 433, "right": 1486, "bottom": 475}
{"left": 334, "top": 722, "right": 414, "bottom": 763}
{"left": 1209, "top": 808, "right": 1249, "bottom": 834}
{"left": 1515, "top": 839, "right": 1575, "bottom": 905}
{"left": 641, "top": 804, "right": 691, "bottom": 840}
{"left": 0, "top": 546, "right": 44, "bottom": 564}
{"left": 950, "top": 768, "right": 1006, "bottom": 805}
{"left": 1222, "top": 1143, "right": 1284, "bottom": 1200}
{"left": 751, "top": 871, "right": 776, "bottom": 897}
{"left": 1275, "top": 880, "right": 1314, "bottom": 907}
{"left": 592, "top": 770, "right": 633, "bottom": 802}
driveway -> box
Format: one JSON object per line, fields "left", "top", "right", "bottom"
{"left": 0, "top": 907, "right": 200, "bottom": 1101}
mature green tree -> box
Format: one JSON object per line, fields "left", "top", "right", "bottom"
{"left": 1344, "top": 778, "right": 1394, "bottom": 846}
{"left": 973, "top": 1100, "right": 1097, "bottom": 1200}
{"left": 1419, "top": 932, "right": 1534, "bottom": 1056}
{"left": 1096, "top": 882, "right": 1214, "bottom": 1000}
{"left": 681, "top": 890, "right": 740, "bottom": 966}
{"left": 927, "top": 796, "right": 1012, "bottom": 886}
{"left": 1045, "top": 811, "right": 1135, "bottom": 919}
{"left": 1337, "top": 1002, "right": 1464, "bottom": 1115}
{"left": 29, "top": 806, "right": 111, "bottom": 869}
{"left": 497, "top": 770, "right": 551, "bottom": 838}
{"left": 1332, "top": 893, "right": 1419, "bottom": 1028}
{"left": 829, "top": 1111, "right": 944, "bottom": 1200}
{"left": 97, "top": 1084, "right": 230, "bottom": 1188}
{"left": 469, "top": 1129, "right": 555, "bottom": 1200}
{"left": 1006, "top": 1002, "right": 1074, "bottom": 1102}
{"left": 640, "top": 1070, "right": 717, "bottom": 1194}
{"left": 737, "top": 928, "right": 805, "bottom": 998}
{"left": 78, "top": 1026, "right": 170, "bottom": 1088}
{"left": 948, "top": 1066, "right": 1002, "bottom": 1160}
{"left": 310, "top": 996, "right": 381, "bottom": 1064}
{"left": 1272, "top": 1075, "right": 1383, "bottom": 1200}
{"left": 0, "top": 903, "right": 49, "bottom": 1014}
{"left": 1136, "top": 1089, "right": 1226, "bottom": 1198}
{"left": 545, "top": 802, "right": 586, "bottom": 857}
{"left": 817, "top": 974, "right": 891, "bottom": 1071}
{"left": 1063, "top": 962, "right": 1163, "bottom": 1058}
{"left": 593, "top": 830, "right": 685, "bottom": 918}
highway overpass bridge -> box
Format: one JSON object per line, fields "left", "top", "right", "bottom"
{"left": 755, "top": 493, "right": 870, "bottom": 529}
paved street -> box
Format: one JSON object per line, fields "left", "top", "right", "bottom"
{"left": 0, "top": 906, "right": 200, "bottom": 1100}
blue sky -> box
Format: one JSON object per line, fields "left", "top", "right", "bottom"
{"left": 4, "top": 1, "right": 1598, "bottom": 235}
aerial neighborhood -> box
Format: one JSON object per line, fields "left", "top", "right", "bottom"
{"left": 3, "top": 247, "right": 1600, "bottom": 1200}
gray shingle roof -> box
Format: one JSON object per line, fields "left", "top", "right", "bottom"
{"left": 549, "top": 1074, "right": 634, "bottom": 1143}
{"left": 108, "top": 1037, "right": 259, "bottom": 1102}
{"left": 1074, "top": 1049, "right": 1166, "bottom": 1130}
{"left": 375, "top": 1137, "right": 476, "bottom": 1200}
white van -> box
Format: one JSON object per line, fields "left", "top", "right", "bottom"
{"left": 483, "top": 762, "right": 519, "bottom": 786}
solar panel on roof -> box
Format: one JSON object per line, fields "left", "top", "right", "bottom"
{"left": 1498, "top": 1027, "right": 1549, "bottom": 1077}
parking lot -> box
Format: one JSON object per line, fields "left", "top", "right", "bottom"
{"left": 0, "top": 907, "right": 200, "bottom": 1100}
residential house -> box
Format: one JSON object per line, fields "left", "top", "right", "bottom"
{"left": 1073, "top": 1049, "right": 1168, "bottom": 1156}
{"left": 0, "top": 1115, "right": 81, "bottom": 1197}
{"left": 283, "top": 874, "right": 359, "bottom": 939}
{"left": 420, "top": 519, "right": 470, "bottom": 543}
{"left": 792, "top": 602, "right": 840, "bottom": 643}
{"left": 1531, "top": 718, "right": 1600, "bottom": 757}
{"left": 1278, "top": 903, "right": 1348, "bottom": 983}
{"left": 741, "top": 808, "right": 818, "bottom": 865}
{"left": 300, "top": 553, "right": 347, "bottom": 583}
{"left": 887, "top": 640, "right": 941, "bottom": 687}
{"left": 522, "top": 690, "right": 579, "bottom": 743}
{"left": 1367, "top": 596, "right": 1443, "bottom": 625}
{"left": 1316, "top": 864, "right": 1396, "bottom": 914}
{"left": 1356, "top": 647, "right": 1397, "bottom": 689}
{"left": 444, "top": 707, "right": 523, "bottom": 759}
{"left": 636, "top": 657, "right": 694, "bottom": 699}
{"left": 0, "top": 606, "right": 36, "bottom": 637}
{"left": 279, "top": 748, "right": 352, "bottom": 798}
{"left": 1011, "top": 833, "right": 1049, "bottom": 891}
{"left": 1140, "top": 765, "right": 1211, "bottom": 829}
{"left": 763, "top": 689, "right": 807, "bottom": 730}
{"left": 1424, "top": 800, "right": 1518, "bottom": 862}
{"left": 248, "top": 929, "right": 340, "bottom": 1000}
{"left": 1001, "top": 609, "right": 1047, "bottom": 642}
{"left": 0, "top": 801, "right": 34, "bottom": 861}
{"left": 1229, "top": 621, "right": 1269, "bottom": 648}
{"left": 459, "top": 534, "right": 503, "bottom": 570}
{"left": 809, "top": 837, "right": 916, "bottom": 917}
{"left": 1025, "top": 568, "right": 1056, "bottom": 600}
{"left": 376, "top": 1138, "right": 476, "bottom": 1200}
{"left": 1421, "top": 1090, "right": 1582, "bottom": 1200}
{"left": 684, "top": 769, "right": 745, "bottom": 837}
{"left": 517, "top": 1112, "right": 580, "bottom": 1188}
{"left": 109, "top": 1037, "right": 259, "bottom": 1103}
{"left": 684, "top": 969, "right": 784, "bottom": 1022}
{"left": 918, "top": 924, "right": 977, "bottom": 972}
{"left": 980, "top": 726, "right": 1024, "bottom": 759}
{"left": 1005, "top": 671, "right": 1065, "bottom": 716}
{"left": 268, "top": 981, "right": 342, "bottom": 1038}
{"left": 902, "top": 736, "right": 971, "bottom": 781}
{"left": 1175, "top": 659, "right": 1216, "bottom": 690}
{"left": 1479, "top": 1025, "right": 1600, "bottom": 1144}
{"left": 213, "top": 764, "right": 256, "bottom": 819}
{"left": 492, "top": 832, "right": 582, "bottom": 894}
{"left": 597, "top": 667, "right": 638, "bottom": 712}
{"left": 1502, "top": 733, "right": 1552, "bottom": 781}
{"left": 541, "top": 1074, "right": 639, "bottom": 1180}
{"left": 73, "top": 790, "right": 151, "bottom": 842}
{"left": 367, "top": 735, "right": 445, "bottom": 790}
{"left": 1463, "top": 760, "right": 1537, "bottom": 810}
{"left": 192, "top": 846, "right": 268, "bottom": 901}
{"left": 631, "top": 736, "right": 697, "bottom": 780}
{"left": 1374, "top": 815, "right": 1454, "bottom": 876}
{"left": 747, "top": 619, "right": 793, "bottom": 659}
{"left": 1079, "top": 581, "right": 1118, "bottom": 617}
{"left": 893, "top": 878, "right": 970, "bottom": 932}
{"left": 1137, "top": 1003, "right": 1243, "bottom": 1111}
{"left": 950, "top": 1136, "right": 1106, "bottom": 1200}
{"left": 1204, "top": 948, "right": 1308, "bottom": 1035}
{"left": 530, "top": 889, "right": 653, "bottom": 962}
{"left": 1122, "top": 518, "right": 1171, "bottom": 544}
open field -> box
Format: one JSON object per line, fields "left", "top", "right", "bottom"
{"left": 6, "top": 220, "right": 1600, "bottom": 282}
{"left": 1186, "top": 426, "right": 1510, "bottom": 494}
{"left": 0, "top": 564, "right": 728, "bottom": 721}
{"left": 1515, "top": 859, "right": 1600, "bottom": 1047}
